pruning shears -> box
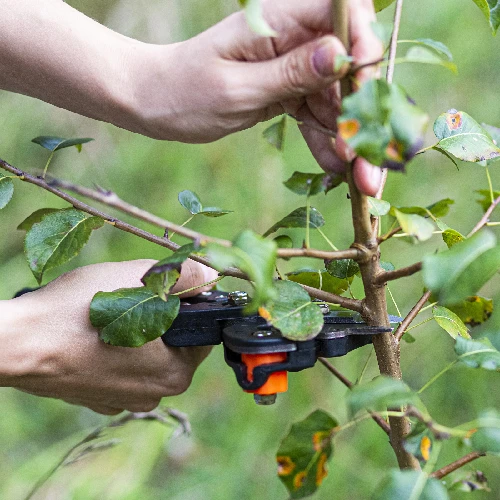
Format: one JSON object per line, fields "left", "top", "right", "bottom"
{"left": 163, "top": 290, "right": 399, "bottom": 405}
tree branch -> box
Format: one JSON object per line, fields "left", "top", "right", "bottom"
{"left": 318, "top": 358, "right": 391, "bottom": 435}
{"left": 467, "top": 194, "right": 500, "bottom": 237}
{"left": 300, "top": 284, "right": 364, "bottom": 313}
{"left": 430, "top": 451, "right": 486, "bottom": 480}
{"left": 394, "top": 291, "right": 432, "bottom": 342}
{"left": 375, "top": 262, "right": 422, "bottom": 285}
{"left": 378, "top": 226, "right": 402, "bottom": 243}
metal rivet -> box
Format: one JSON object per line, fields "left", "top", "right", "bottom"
{"left": 252, "top": 330, "right": 273, "bottom": 337}
{"left": 228, "top": 291, "right": 248, "bottom": 306}
{"left": 254, "top": 394, "right": 277, "bottom": 405}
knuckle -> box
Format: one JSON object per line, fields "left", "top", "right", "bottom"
{"left": 280, "top": 52, "right": 307, "bottom": 95}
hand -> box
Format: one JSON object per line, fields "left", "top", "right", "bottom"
{"left": 0, "top": 259, "right": 218, "bottom": 415}
{"left": 125, "top": 0, "right": 383, "bottom": 194}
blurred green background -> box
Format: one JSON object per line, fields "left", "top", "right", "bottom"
{"left": 1, "top": 0, "right": 500, "bottom": 498}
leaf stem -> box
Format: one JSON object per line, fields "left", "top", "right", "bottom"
{"left": 394, "top": 291, "right": 432, "bottom": 342}
{"left": 317, "top": 227, "right": 339, "bottom": 251}
{"left": 417, "top": 360, "right": 458, "bottom": 394}
{"left": 171, "top": 276, "right": 224, "bottom": 296}
{"left": 169, "top": 214, "right": 195, "bottom": 240}
{"left": 42, "top": 151, "right": 55, "bottom": 179}
{"left": 305, "top": 196, "right": 311, "bottom": 249}
{"left": 404, "top": 316, "right": 433, "bottom": 333}
{"left": 486, "top": 166, "right": 494, "bottom": 204}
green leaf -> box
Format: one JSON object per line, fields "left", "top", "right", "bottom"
{"left": 444, "top": 296, "right": 493, "bottom": 327}
{"left": 422, "top": 230, "right": 500, "bottom": 305}
{"left": 141, "top": 244, "right": 196, "bottom": 300}
{"left": 368, "top": 197, "right": 391, "bottom": 216}
{"left": 287, "top": 270, "right": 352, "bottom": 296}
{"left": 259, "top": 280, "right": 324, "bottom": 341}
{"left": 449, "top": 471, "right": 490, "bottom": 492}
{"left": 207, "top": 230, "right": 277, "bottom": 312}
{"left": 348, "top": 376, "right": 421, "bottom": 416}
{"left": 476, "top": 189, "right": 500, "bottom": 212}
{"left": 432, "top": 306, "right": 471, "bottom": 339}
{"left": 396, "top": 199, "right": 454, "bottom": 219}
{"left": 371, "top": 22, "right": 394, "bottom": 48}
{"left": 274, "top": 235, "right": 293, "bottom": 249}
{"left": 400, "top": 39, "right": 453, "bottom": 61}
{"left": 334, "top": 54, "right": 354, "bottom": 72}
{"left": 263, "top": 207, "right": 325, "bottom": 237}
{"left": 432, "top": 146, "right": 459, "bottom": 167}
{"left": 338, "top": 80, "right": 428, "bottom": 170}
{"left": 442, "top": 229, "right": 465, "bottom": 248}
{"left": 482, "top": 123, "right": 500, "bottom": 149}
{"left": 380, "top": 261, "right": 396, "bottom": 272}
{"left": 31, "top": 136, "right": 94, "bottom": 152}
{"left": 198, "top": 207, "right": 232, "bottom": 217}
{"left": 0, "top": 173, "right": 14, "bottom": 209}
{"left": 325, "top": 259, "right": 360, "bottom": 279}
{"left": 277, "top": 410, "right": 338, "bottom": 499}
{"left": 403, "top": 422, "right": 435, "bottom": 463}
{"left": 178, "top": 190, "right": 202, "bottom": 215}
{"left": 373, "top": 0, "right": 396, "bottom": 12}
{"left": 470, "top": 409, "right": 500, "bottom": 455}
{"left": 391, "top": 208, "right": 435, "bottom": 242}
{"left": 263, "top": 116, "right": 286, "bottom": 150}
{"left": 238, "top": 0, "right": 277, "bottom": 37}
{"left": 471, "top": 0, "right": 500, "bottom": 34}
{"left": 17, "top": 208, "right": 60, "bottom": 231}
{"left": 373, "top": 470, "right": 449, "bottom": 500}
{"left": 25, "top": 208, "right": 104, "bottom": 284}
{"left": 433, "top": 110, "right": 500, "bottom": 163}
{"left": 283, "top": 171, "right": 341, "bottom": 196}
{"left": 404, "top": 46, "right": 457, "bottom": 73}
{"left": 90, "top": 288, "right": 180, "bottom": 347}
{"left": 455, "top": 336, "right": 500, "bottom": 370}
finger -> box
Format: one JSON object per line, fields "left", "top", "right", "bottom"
{"left": 62, "top": 398, "right": 124, "bottom": 416}
{"left": 172, "top": 259, "right": 219, "bottom": 298}
{"left": 352, "top": 157, "right": 382, "bottom": 196}
{"left": 244, "top": 36, "right": 349, "bottom": 106}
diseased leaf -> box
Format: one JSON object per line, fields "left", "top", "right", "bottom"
{"left": 31, "top": 136, "right": 94, "bottom": 152}
{"left": 404, "top": 46, "right": 457, "bottom": 73}
{"left": 391, "top": 207, "right": 434, "bottom": 242}
{"left": 433, "top": 145, "right": 458, "bottom": 167}
{"left": 433, "top": 110, "right": 500, "bottom": 163}
{"left": 449, "top": 471, "right": 490, "bottom": 492}
{"left": 17, "top": 208, "right": 60, "bottom": 231}
{"left": 238, "top": 0, "right": 277, "bottom": 36}
{"left": 283, "top": 171, "right": 341, "bottom": 196}
{"left": 178, "top": 190, "right": 202, "bottom": 215}
{"left": 263, "top": 116, "right": 286, "bottom": 150}
{"left": 287, "top": 269, "right": 352, "bottom": 296}
{"left": 470, "top": 409, "right": 500, "bottom": 455}
{"left": 263, "top": 207, "right": 325, "bottom": 237}
{"left": 338, "top": 80, "right": 428, "bottom": 170}
{"left": 422, "top": 230, "right": 500, "bottom": 305}
{"left": 0, "top": 173, "right": 14, "bottom": 209}
{"left": 348, "top": 376, "right": 421, "bottom": 416}
{"left": 455, "top": 336, "right": 500, "bottom": 370}
{"left": 442, "top": 229, "right": 465, "bottom": 248}
{"left": 373, "top": 0, "right": 396, "bottom": 12}
{"left": 476, "top": 189, "right": 500, "bottom": 212}
{"left": 325, "top": 259, "right": 360, "bottom": 279}
{"left": 259, "top": 280, "right": 324, "bottom": 341}
{"left": 207, "top": 230, "right": 277, "bottom": 312}
{"left": 482, "top": 123, "right": 500, "bottom": 149}
{"left": 90, "top": 288, "right": 180, "bottom": 347}
{"left": 141, "top": 244, "right": 196, "bottom": 300}
{"left": 471, "top": 0, "right": 500, "bottom": 34}
{"left": 368, "top": 197, "right": 391, "bottom": 216}
{"left": 444, "top": 296, "right": 493, "bottom": 327}
{"left": 432, "top": 306, "right": 471, "bottom": 339}
{"left": 25, "top": 208, "right": 104, "bottom": 284}
{"left": 277, "top": 410, "right": 338, "bottom": 499}
{"left": 373, "top": 470, "right": 449, "bottom": 500}
{"left": 403, "top": 422, "right": 435, "bottom": 463}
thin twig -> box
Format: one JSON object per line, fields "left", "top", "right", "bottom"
{"left": 430, "top": 451, "right": 486, "bottom": 480}
{"left": 349, "top": 58, "right": 385, "bottom": 76}
{"left": 378, "top": 226, "right": 402, "bottom": 243}
{"left": 301, "top": 284, "right": 364, "bottom": 313}
{"left": 375, "top": 262, "right": 422, "bottom": 285}
{"left": 318, "top": 358, "right": 391, "bottom": 435}
{"left": 394, "top": 291, "right": 432, "bottom": 342}
{"left": 278, "top": 247, "right": 360, "bottom": 260}
{"left": 467, "top": 194, "right": 500, "bottom": 237}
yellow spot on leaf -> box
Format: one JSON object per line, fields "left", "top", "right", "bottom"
{"left": 465, "top": 428, "right": 477, "bottom": 439}
{"left": 446, "top": 112, "right": 463, "bottom": 130}
{"left": 312, "top": 431, "right": 331, "bottom": 451}
{"left": 293, "top": 471, "right": 307, "bottom": 490}
{"left": 338, "top": 119, "right": 360, "bottom": 140}
{"left": 420, "top": 436, "right": 432, "bottom": 461}
{"left": 277, "top": 456, "right": 295, "bottom": 476}
{"left": 258, "top": 307, "right": 272, "bottom": 321}
{"left": 316, "top": 453, "right": 328, "bottom": 486}
{"left": 385, "top": 139, "right": 404, "bottom": 162}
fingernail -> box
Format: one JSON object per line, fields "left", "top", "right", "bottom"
{"left": 312, "top": 39, "right": 347, "bottom": 78}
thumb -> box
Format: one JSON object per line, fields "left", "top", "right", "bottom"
{"left": 248, "top": 36, "right": 348, "bottom": 104}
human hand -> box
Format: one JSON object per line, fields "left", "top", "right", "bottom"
{"left": 0, "top": 259, "right": 217, "bottom": 415}
{"left": 125, "top": 0, "right": 383, "bottom": 194}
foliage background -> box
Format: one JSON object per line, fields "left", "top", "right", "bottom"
{"left": 1, "top": 0, "right": 500, "bottom": 498}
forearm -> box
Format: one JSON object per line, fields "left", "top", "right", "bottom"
{"left": 0, "top": 0, "right": 140, "bottom": 129}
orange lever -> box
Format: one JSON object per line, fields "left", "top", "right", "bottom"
{"left": 241, "top": 353, "right": 288, "bottom": 395}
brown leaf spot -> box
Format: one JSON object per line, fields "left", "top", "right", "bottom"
{"left": 312, "top": 431, "right": 331, "bottom": 451}
{"left": 293, "top": 471, "right": 307, "bottom": 490}
{"left": 465, "top": 428, "right": 477, "bottom": 439}
{"left": 446, "top": 112, "right": 463, "bottom": 130}
{"left": 315, "top": 453, "right": 328, "bottom": 486}
{"left": 420, "top": 436, "right": 431, "bottom": 461}
{"left": 258, "top": 307, "right": 272, "bottom": 321}
{"left": 338, "top": 119, "right": 360, "bottom": 140}
{"left": 277, "top": 456, "right": 295, "bottom": 476}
